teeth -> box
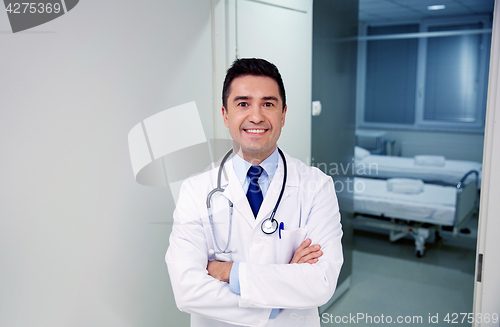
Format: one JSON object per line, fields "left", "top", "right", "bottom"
{"left": 246, "top": 129, "right": 266, "bottom": 133}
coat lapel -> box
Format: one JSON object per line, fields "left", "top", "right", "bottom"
{"left": 220, "top": 158, "right": 256, "bottom": 227}
{"left": 256, "top": 151, "right": 299, "bottom": 224}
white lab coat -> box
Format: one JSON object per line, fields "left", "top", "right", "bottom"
{"left": 166, "top": 151, "right": 343, "bottom": 327}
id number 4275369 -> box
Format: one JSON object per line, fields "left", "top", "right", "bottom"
{"left": 444, "top": 313, "right": 498, "bottom": 324}
{"left": 5, "top": 2, "right": 62, "bottom": 14}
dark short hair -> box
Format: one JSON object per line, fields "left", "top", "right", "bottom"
{"left": 222, "top": 58, "right": 286, "bottom": 111}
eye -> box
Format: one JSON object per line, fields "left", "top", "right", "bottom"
{"left": 263, "top": 102, "right": 274, "bottom": 107}
{"left": 237, "top": 102, "right": 248, "bottom": 107}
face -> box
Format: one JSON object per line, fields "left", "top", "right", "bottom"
{"left": 222, "top": 75, "right": 287, "bottom": 164}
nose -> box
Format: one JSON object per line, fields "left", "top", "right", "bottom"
{"left": 248, "top": 106, "right": 265, "bottom": 123}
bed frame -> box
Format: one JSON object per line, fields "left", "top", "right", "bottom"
{"left": 353, "top": 170, "right": 479, "bottom": 257}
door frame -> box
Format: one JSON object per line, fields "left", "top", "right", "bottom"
{"left": 473, "top": 0, "right": 500, "bottom": 324}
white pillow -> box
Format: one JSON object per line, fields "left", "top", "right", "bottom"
{"left": 414, "top": 155, "right": 446, "bottom": 167}
{"left": 355, "top": 146, "right": 371, "bottom": 160}
{"left": 386, "top": 178, "right": 424, "bottom": 194}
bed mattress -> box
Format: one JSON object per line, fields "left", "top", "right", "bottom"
{"left": 353, "top": 177, "right": 457, "bottom": 226}
{"left": 355, "top": 155, "right": 482, "bottom": 187}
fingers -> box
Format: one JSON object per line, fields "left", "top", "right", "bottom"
{"left": 298, "top": 249, "right": 322, "bottom": 264}
{"left": 290, "top": 239, "right": 312, "bottom": 264}
{"left": 289, "top": 239, "right": 312, "bottom": 264}
{"left": 295, "top": 238, "right": 312, "bottom": 252}
{"left": 290, "top": 239, "right": 323, "bottom": 264}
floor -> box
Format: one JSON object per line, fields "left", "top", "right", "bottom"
{"left": 323, "top": 220, "right": 478, "bottom": 327}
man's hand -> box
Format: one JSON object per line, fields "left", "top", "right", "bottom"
{"left": 289, "top": 238, "right": 323, "bottom": 264}
{"left": 207, "top": 260, "right": 233, "bottom": 283}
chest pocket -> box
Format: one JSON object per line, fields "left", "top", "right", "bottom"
{"left": 273, "top": 228, "right": 308, "bottom": 264}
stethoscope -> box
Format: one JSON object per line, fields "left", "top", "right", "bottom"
{"left": 206, "top": 148, "right": 287, "bottom": 255}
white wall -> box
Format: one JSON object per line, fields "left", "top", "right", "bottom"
{"left": 0, "top": 1, "right": 213, "bottom": 326}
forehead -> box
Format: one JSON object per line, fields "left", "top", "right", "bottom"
{"left": 228, "top": 75, "right": 281, "bottom": 99}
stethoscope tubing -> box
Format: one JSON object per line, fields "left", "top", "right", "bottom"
{"left": 206, "top": 148, "right": 287, "bottom": 254}
{"left": 207, "top": 149, "right": 234, "bottom": 254}
{"left": 262, "top": 148, "right": 287, "bottom": 234}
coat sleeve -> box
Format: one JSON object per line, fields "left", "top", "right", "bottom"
{"left": 165, "top": 180, "right": 271, "bottom": 327}
{"left": 238, "top": 174, "right": 344, "bottom": 309}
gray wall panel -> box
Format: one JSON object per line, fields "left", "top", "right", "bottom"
{"left": 312, "top": 0, "right": 358, "bottom": 292}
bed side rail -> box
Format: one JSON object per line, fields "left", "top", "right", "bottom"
{"left": 454, "top": 170, "right": 479, "bottom": 232}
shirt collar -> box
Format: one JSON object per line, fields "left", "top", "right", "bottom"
{"left": 232, "top": 147, "right": 279, "bottom": 184}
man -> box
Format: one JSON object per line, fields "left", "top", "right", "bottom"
{"left": 166, "top": 58, "right": 343, "bottom": 327}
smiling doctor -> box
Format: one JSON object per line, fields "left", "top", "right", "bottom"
{"left": 166, "top": 58, "right": 343, "bottom": 327}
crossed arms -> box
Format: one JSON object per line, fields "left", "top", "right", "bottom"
{"left": 207, "top": 238, "right": 324, "bottom": 282}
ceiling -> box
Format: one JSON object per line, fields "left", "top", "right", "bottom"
{"left": 359, "top": 0, "right": 495, "bottom": 23}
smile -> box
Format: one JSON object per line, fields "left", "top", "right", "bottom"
{"left": 244, "top": 129, "right": 267, "bottom": 133}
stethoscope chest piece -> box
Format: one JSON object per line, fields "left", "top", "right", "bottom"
{"left": 261, "top": 217, "right": 279, "bottom": 234}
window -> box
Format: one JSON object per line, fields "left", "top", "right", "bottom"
{"left": 365, "top": 24, "right": 418, "bottom": 125}
{"left": 357, "top": 16, "right": 491, "bottom": 131}
{"left": 424, "top": 23, "right": 485, "bottom": 123}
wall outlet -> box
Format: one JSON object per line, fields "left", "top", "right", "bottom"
{"left": 312, "top": 101, "right": 322, "bottom": 116}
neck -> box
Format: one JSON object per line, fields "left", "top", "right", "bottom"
{"left": 234, "top": 143, "right": 276, "bottom": 165}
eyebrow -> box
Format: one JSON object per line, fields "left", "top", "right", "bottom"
{"left": 262, "top": 96, "right": 278, "bottom": 102}
{"left": 232, "top": 96, "right": 278, "bottom": 102}
{"left": 233, "top": 96, "right": 250, "bottom": 103}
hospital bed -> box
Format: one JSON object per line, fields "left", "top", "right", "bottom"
{"left": 353, "top": 170, "right": 479, "bottom": 257}
{"left": 354, "top": 146, "right": 482, "bottom": 187}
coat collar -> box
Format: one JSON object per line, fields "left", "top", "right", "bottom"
{"left": 220, "top": 150, "right": 300, "bottom": 228}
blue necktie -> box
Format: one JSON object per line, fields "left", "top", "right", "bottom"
{"left": 247, "top": 165, "right": 264, "bottom": 218}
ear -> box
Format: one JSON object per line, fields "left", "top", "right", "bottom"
{"left": 281, "top": 105, "right": 287, "bottom": 127}
{"left": 222, "top": 106, "right": 229, "bottom": 128}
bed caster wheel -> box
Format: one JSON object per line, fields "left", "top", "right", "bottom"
{"left": 416, "top": 250, "right": 424, "bottom": 258}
